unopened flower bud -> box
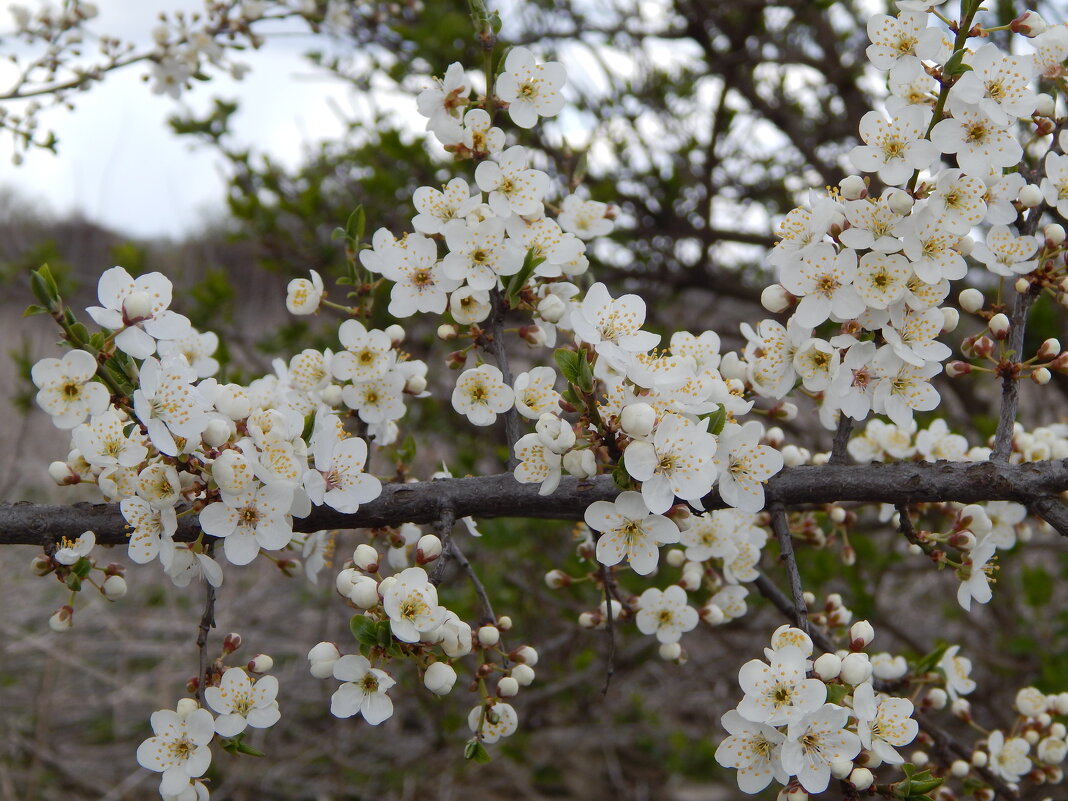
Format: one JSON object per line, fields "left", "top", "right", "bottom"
{"left": 353, "top": 543, "right": 379, "bottom": 572}
{"left": 701, "top": 603, "right": 725, "bottom": 625}
{"left": 1039, "top": 737, "right": 1068, "bottom": 764}
{"left": 761, "top": 284, "right": 791, "bottom": 313}
{"left": 850, "top": 767, "right": 873, "bottom": 790}
{"left": 849, "top": 620, "right": 875, "bottom": 650}
{"left": 405, "top": 374, "right": 428, "bottom": 395}
{"left": 424, "top": 661, "right": 457, "bottom": 696}
{"left": 48, "top": 461, "right": 78, "bottom": 485}
{"left": 887, "top": 190, "right": 914, "bottom": 215}
{"left": 511, "top": 663, "right": 535, "bottom": 686}
{"left": 773, "top": 401, "right": 798, "bottom": 421}
{"left": 620, "top": 403, "right": 657, "bottom": 438}
{"left": 202, "top": 418, "right": 232, "bottom": 448}
{"left": 839, "top": 175, "right": 867, "bottom": 200}
{"left": 780, "top": 444, "right": 808, "bottom": 467}
{"left": 102, "top": 574, "right": 127, "bottom": 599}
{"left": 537, "top": 294, "right": 567, "bottom": 324}
{"left": 520, "top": 324, "right": 547, "bottom": 347}
{"left": 719, "top": 351, "right": 747, "bottom": 381}
{"left": 416, "top": 534, "right": 442, "bottom": 564}
{"left": 989, "top": 313, "right": 1010, "bottom": 339}
{"left": 31, "top": 554, "right": 53, "bottom": 576}
{"left": 950, "top": 759, "right": 970, "bottom": 778}
{"left": 959, "top": 288, "right": 984, "bottom": 313}
{"left": 578, "top": 611, "right": 598, "bottom": 628}
{"left": 940, "top": 307, "right": 959, "bottom": 333}
{"left": 777, "top": 785, "right": 808, "bottom": 801}
{"left": 946, "top": 360, "right": 972, "bottom": 378}
{"left": 478, "top": 625, "right": 500, "bottom": 647}
{"left": 561, "top": 448, "right": 596, "bottom": 478}
{"left": 840, "top": 652, "right": 872, "bottom": 685}
{"left": 497, "top": 675, "right": 520, "bottom": 697}
{"left": 950, "top": 530, "right": 977, "bottom": 550}
{"left": 248, "top": 654, "right": 273, "bottom": 673}
{"left": 437, "top": 324, "right": 458, "bottom": 341}
{"left": 911, "top": 751, "right": 929, "bottom": 768}
{"left": 496, "top": 615, "right": 512, "bottom": 631}
{"left": 1020, "top": 184, "right": 1044, "bottom": 208}
{"left": 383, "top": 324, "right": 405, "bottom": 346}
{"left": 951, "top": 697, "right": 971, "bottom": 721}
{"left": 1036, "top": 94, "right": 1056, "bottom": 118}
{"left": 1046, "top": 223, "right": 1066, "bottom": 246}
{"left": 956, "top": 235, "right": 975, "bottom": 256}
{"left": 1012, "top": 9, "right": 1047, "bottom": 36}
{"left": 665, "top": 548, "right": 686, "bottom": 568}
{"left": 659, "top": 642, "right": 682, "bottom": 661}
{"left": 122, "top": 290, "right": 154, "bottom": 322}
{"left": 974, "top": 336, "right": 996, "bottom": 358}
{"left": 49, "top": 605, "right": 73, "bottom": 632}
{"left": 926, "top": 687, "right": 948, "bottom": 709}
{"left": 308, "top": 641, "right": 341, "bottom": 678}
{"left": 1032, "top": 367, "right": 1052, "bottom": 385}
{"left": 814, "top": 653, "right": 842, "bottom": 681}
{"left": 1053, "top": 723, "right": 1067, "bottom": 739}
{"left": 544, "top": 569, "right": 571, "bottom": 589}
{"left": 223, "top": 632, "right": 243, "bottom": 654}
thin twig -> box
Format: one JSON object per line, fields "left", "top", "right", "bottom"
{"left": 829, "top": 416, "right": 853, "bottom": 465}
{"left": 598, "top": 560, "right": 617, "bottom": 695}
{"left": 770, "top": 504, "right": 809, "bottom": 635}
{"left": 195, "top": 544, "right": 217, "bottom": 707}
{"left": 991, "top": 284, "right": 1039, "bottom": 463}
{"left": 447, "top": 540, "right": 496, "bottom": 625}
{"left": 485, "top": 287, "right": 522, "bottom": 468}
{"left": 895, "top": 503, "right": 934, "bottom": 556}
{"left": 429, "top": 505, "right": 456, "bottom": 586}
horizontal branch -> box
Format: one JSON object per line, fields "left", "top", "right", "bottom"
{"left": 3, "top": 459, "right": 1068, "bottom": 548}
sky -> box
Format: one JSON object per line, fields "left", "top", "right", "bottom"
{"left": 0, "top": 1, "right": 364, "bottom": 239}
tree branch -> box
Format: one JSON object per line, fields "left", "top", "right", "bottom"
{"left": 771, "top": 504, "right": 809, "bottom": 635}
{"left": 5, "top": 459, "right": 1068, "bottom": 547}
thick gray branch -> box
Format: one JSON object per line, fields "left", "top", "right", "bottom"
{"left": 4, "top": 459, "right": 1068, "bottom": 547}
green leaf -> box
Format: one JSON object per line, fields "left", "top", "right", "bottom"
{"left": 65, "top": 574, "right": 82, "bottom": 592}
{"left": 350, "top": 615, "right": 380, "bottom": 647}
{"left": 894, "top": 764, "right": 943, "bottom": 799}
{"left": 23, "top": 304, "right": 47, "bottom": 317}
{"left": 612, "top": 457, "right": 632, "bottom": 491}
{"left": 554, "top": 349, "right": 583, "bottom": 386}
{"left": 30, "top": 269, "right": 57, "bottom": 307}
{"left": 912, "top": 643, "right": 949, "bottom": 677}
{"left": 825, "top": 683, "right": 848, "bottom": 705}
{"left": 72, "top": 557, "right": 92, "bottom": 579}
{"left": 346, "top": 205, "right": 366, "bottom": 246}
{"left": 331, "top": 226, "right": 348, "bottom": 241}
{"left": 235, "top": 740, "right": 266, "bottom": 757}
{"left": 943, "top": 49, "right": 972, "bottom": 77}
{"left": 464, "top": 738, "right": 492, "bottom": 763}
{"left": 69, "top": 322, "right": 91, "bottom": 347}
{"left": 506, "top": 248, "right": 543, "bottom": 304}
{"left": 702, "top": 405, "right": 726, "bottom": 436}
{"left": 574, "top": 351, "right": 594, "bottom": 394}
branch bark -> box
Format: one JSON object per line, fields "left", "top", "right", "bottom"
{"left": 4, "top": 459, "right": 1068, "bottom": 547}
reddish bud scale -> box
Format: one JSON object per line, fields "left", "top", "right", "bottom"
{"left": 223, "top": 632, "right": 242, "bottom": 654}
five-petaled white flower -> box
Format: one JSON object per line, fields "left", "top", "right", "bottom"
{"left": 736, "top": 645, "right": 826, "bottom": 727}
{"left": 135, "top": 702, "right": 215, "bottom": 797}
{"left": 584, "top": 491, "right": 680, "bottom": 575}
{"left": 331, "top": 654, "right": 396, "bottom": 725}
{"left": 713, "top": 422, "right": 784, "bottom": 514}
{"left": 32, "top": 349, "right": 110, "bottom": 430}
{"left": 86, "top": 266, "right": 192, "bottom": 359}
{"left": 204, "top": 667, "right": 281, "bottom": 737}
{"left": 382, "top": 567, "right": 447, "bottom": 643}
{"left": 781, "top": 704, "right": 862, "bottom": 793}
{"left": 495, "top": 47, "right": 566, "bottom": 129}
{"left": 852, "top": 681, "right": 918, "bottom": 765}
{"left": 635, "top": 585, "right": 699, "bottom": 643}
{"left": 715, "top": 709, "right": 789, "bottom": 793}
{"left": 452, "top": 364, "right": 515, "bottom": 426}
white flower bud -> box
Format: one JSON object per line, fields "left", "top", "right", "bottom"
{"left": 761, "top": 284, "right": 791, "bottom": 313}
{"left": 248, "top": 654, "right": 273, "bottom": 673}
{"left": 955, "top": 234, "right": 975, "bottom": 256}
{"left": 839, "top": 175, "right": 867, "bottom": 200}
{"left": 175, "top": 698, "right": 200, "bottom": 719}
{"left": 959, "top": 288, "right": 984, "bottom": 314}
{"left": 384, "top": 324, "right": 405, "bottom": 345}
{"left": 1033, "top": 367, "right": 1052, "bottom": 385}
{"left": 989, "top": 313, "right": 1010, "bottom": 339}
{"left": 1036, "top": 95, "right": 1056, "bottom": 119}
{"left": 102, "top": 574, "right": 127, "bottom": 599}
{"left": 1038, "top": 736, "right": 1067, "bottom": 764}
{"left": 719, "top": 351, "right": 748, "bottom": 381}
{"left": 202, "top": 418, "right": 232, "bottom": 447}
{"left": 404, "top": 374, "right": 427, "bottom": 395}
{"left": 911, "top": 751, "right": 929, "bottom": 767}
{"left": 497, "top": 615, "right": 512, "bottom": 631}
{"left": 122, "top": 290, "right": 153, "bottom": 322}
{"left": 537, "top": 294, "right": 567, "bottom": 324}
{"left": 1014, "top": 10, "right": 1047, "bottom": 36}
{"left": 813, "top": 653, "right": 842, "bottom": 681}
{"left": 972, "top": 750, "right": 988, "bottom": 767}
{"left": 776, "top": 401, "right": 798, "bottom": 421}
{"left": 781, "top": 444, "right": 809, "bottom": 467}
{"left": 562, "top": 448, "right": 597, "bottom": 478}
{"left": 497, "top": 676, "right": 520, "bottom": 697}
{"left": 535, "top": 413, "right": 576, "bottom": 454}
{"left": 513, "top": 645, "right": 538, "bottom": 665}
{"left": 951, "top": 760, "right": 970, "bottom": 778}
{"left": 1020, "top": 184, "right": 1044, "bottom": 208}
{"left": 887, "top": 190, "right": 914, "bottom": 215}
{"left": 353, "top": 544, "right": 379, "bottom": 572}
{"left": 423, "top": 661, "right": 457, "bottom": 696}
{"left": 1025, "top": 730, "right": 1040, "bottom": 746}
{"left": 1016, "top": 687, "right": 1047, "bottom": 716}
{"left": 1052, "top": 723, "right": 1067, "bottom": 739}
{"left": 1015, "top": 277, "right": 1031, "bottom": 295}
{"left": 1046, "top": 224, "right": 1066, "bottom": 245}
{"left": 849, "top": 620, "right": 875, "bottom": 649}
{"left": 215, "top": 383, "right": 252, "bottom": 420}
{"left": 320, "top": 383, "right": 343, "bottom": 406}
{"left": 578, "top": 611, "right": 598, "bottom": 628}
{"left": 701, "top": 604, "right": 725, "bottom": 625}
{"left": 620, "top": 403, "right": 657, "bottom": 438}
{"left": 871, "top": 653, "right": 908, "bottom": 681}
{"left": 665, "top": 548, "right": 686, "bottom": 568}
{"left": 308, "top": 642, "right": 341, "bottom": 678}
{"left": 941, "top": 307, "right": 959, "bottom": 333}
{"left": 48, "top": 461, "right": 77, "bottom": 485}
{"left": 951, "top": 698, "right": 971, "bottom": 718}
{"left": 511, "top": 663, "right": 535, "bottom": 686}
{"left": 777, "top": 786, "right": 808, "bottom": 801}
{"left": 387, "top": 546, "right": 409, "bottom": 570}
{"left": 830, "top": 759, "right": 854, "bottom": 780}
{"left": 437, "top": 323, "right": 458, "bottom": 340}
{"left": 416, "top": 534, "right": 443, "bottom": 563}
{"left": 478, "top": 625, "right": 500, "bottom": 647}
{"left": 850, "top": 768, "right": 873, "bottom": 790}
{"left": 659, "top": 642, "right": 682, "bottom": 661}
{"left": 839, "top": 652, "right": 872, "bottom": 685}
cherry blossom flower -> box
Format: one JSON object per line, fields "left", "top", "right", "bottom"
{"left": 854, "top": 251, "right": 910, "bottom": 310}
{"left": 1041, "top": 152, "right": 1068, "bottom": 219}
{"left": 948, "top": 44, "right": 1036, "bottom": 126}
{"left": 512, "top": 433, "right": 562, "bottom": 495}
{"left": 882, "top": 303, "right": 952, "bottom": 366}
{"left": 86, "top": 266, "right": 192, "bottom": 359}
{"left": 736, "top": 645, "right": 825, "bottom": 726}
{"left": 970, "top": 225, "right": 1039, "bottom": 277}
{"left": 342, "top": 372, "right": 406, "bottom": 426}
{"left": 584, "top": 491, "right": 680, "bottom": 575}
{"left": 452, "top": 364, "right": 514, "bottom": 426}
{"left": 468, "top": 701, "right": 519, "bottom": 743}
{"left": 199, "top": 484, "right": 295, "bottom": 566}
{"left": 135, "top": 702, "right": 215, "bottom": 797}
{"left": 416, "top": 61, "right": 470, "bottom": 141}
{"left": 715, "top": 709, "right": 788, "bottom": 793}
{"left": 779, "top": 244, "right": 865, "bottom": 327}
{"left": 157, "top": 329, "right": 220, "bottom": 379}
{"left": 827, "top": 340, "right": 879, "bottom": 420}
{"left": 382, "top": 567, "right": 447, "bottom": 643}
{"left": 331, "top": 655, "right": 395, "bottom": 725}
{"left": 681, "top": 509, "right": 755, "bottom": 562}
{"left": 873, "top": 349, "right": 941, "bottom": 427}
{"left": 957, "top": 535, "right": 997, "bottom": 611}
{"left": 204, "top": 667, "right": 280, "bottom": 737}
{"left": 939, "top": 645, "right": 977, "bottom": 700}
{"left": 474, "top": 145, "right": 549, "bottom": 217}
{"left": 852, "top": 681, "right": 918, "bottom": 764}
{"left": 513, "top": 366, "right": 563, "bottom": 419}
{"left": 987, "top": 730, "right": 1032, "bottom": 783}
{"left": 121, "top": 496, "right": 178, "bottom": 564}
{"left": 132, "top": 357, "right": 210, "bottom": 457}
{"left": 32, "top": 349, "right": 109, "bottom": 429}
{"left": 781, "top": 704, "right": 862, "bottom": 793}
{"left": 898, "top": 210, "right": 967, "bottom": 283}
{"left": 926, "top": 169, "right": 987, "bottom": 234}
{"left": 332, "top": 320, "right": 394, "bottom": 384}
{"left": 866, "top": 12, "right": 947, "bottom": 80}
{"left": 73, "top": 409, "right": 148, "bottom": 469}
{"left": 850, "top": 108, "right": 936, "bottom": 185}
{"left": 571, "top": 282, "right": 660, "bottom": 368}
{"left": 53, "top": 530, "right": 95, "bottom": 565}
{"left": 285, "top": 270, "right": 324, "bottom": 315}
{"left": 930, "top": 109, "right": 1023, "bottom": 177}
{"left": 558, "top": 195, "right": 614, "bottom": 239}
{"left": 635, "top": 585, "right": 699, "bottom": 643}
{"left": 412, "top": 178, "right": 481, "bottom": 235}
{"left": 441, "top": 217, "right": 524, "bottom": 290}
{"left": 461, "top": 108, "right": 505, "bottom": 157}
{"left": 379, "top": 234, "right": 462, "bottom": 318}
{"left": 495, "top": 46, "right": 566, "bottom": 129}
{"left": 713, "top": 422, "right": 784, "bottom": 514}
{"left": 840, "top": 196, "right": 907, "bottom": 253}
{"left": 624, "top": 412, "right": 718, "bottom": 513}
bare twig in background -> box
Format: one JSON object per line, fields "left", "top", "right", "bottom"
{"left": 598, "top": 560, "right": 617, "bottom": 695}
{"left": 770, "top": 504, "right": 808, "bottom": 635}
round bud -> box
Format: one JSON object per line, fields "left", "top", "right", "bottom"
{"left": 562, "top": 448, "right": 597, "bottom": 478}
{"left": 700, "top": 603, "right": 725, "bottom": 625}
{"left": 248, "top": 654, "right": 273, "bottom": 673}
{"left": 223, "top": 632, "right": 243, "bottom": 654}
{"left": 214, "top": 384, "right": 252, "bottom": 420}
{"left": 620, "top": 403, "right": 657, "bottom": 438}
{"left": 1052, "top": 722, "right": 1067, "bottom": 739}
{"left": 1020, "top": 184, "right": 1044, "bottom": 208}
{"left": 175, "top": 698, "right": 200, "bottom": 719}
{"left": 887, "top": 190, "right": 914, "bottom": 215}
{"left": 665, "top": 548, "right": 686, "bottom": 568}
{"left": 972, "top": 750, "right": 988, "bottom": 768}
{"left": 760, "top": 284, "right": 791, "bottom": 314}
{"left": 353, "top": 543, "right": 380, "bottom": 572}
{"left": 416, "top": 534, "right": 443, "bottom": 564}
{"left": 350, "top": 577, "right": 381, "bottom": 610}
{"left": 849, "top": 768, "right": 874, "bottom": 791}
{"left": 48, "top": 605, "right": 73, "bottom": 632}
{"left": 387, "top": 546, "right": 409, "bottom": 570}
{"left": 423, "top": 661, "right": 457, "bottom": 696}
{"left": 478, "top": 625, "right": 501, "bottom": 648}
{"left": 989, "top": 313, "right": 1010, "bottom": 339}
{"left": 849, "top": 620, "right": 875, "bottom": 650}
{"left": 1024, "top": 730, "right": 1040, "bottom": 746}
{"left": 497, "top": 615, "right": 513, "bottom": 631}
{"left": 511, "top": 663, "right": 536, "bottom": 686}
{"left": 308, "top": 641, "right": 341, "bottom": 678}
{"left": 578, "top": 611, "right": 598, "bottom": 628}
{"left": 956, "top": 235, "right": 975, "bottom": 256}
{"left": 765, "top": 426, "right": 785, "bottom": 447}
{"left": 512, "top": 645, "right": 538, "bottom": 666}
{"left": 813, "top": 653, "right": 842, "bottom": 681}
{"left": 31, "top": 554, "right": 53, "bottom": 576}
{"left": 544, "top": 569, "right": 571, "bottom": 589}
{"left": 830, "top": 759, "right": 854, "bottom": 780}
{"left": 437, "top": 324, "right": 458, "bottom": 340}
{"left": 959, "top": 288, "right": 984, "bottom": 314}
{"left": 1046, "top": 223, "right": 1066, "bottom": 246}
{"left": 122, "top": 290, "right": 154, "bottom": 322}
{"left": 1038, "top": 338, "right": 1061, "bottom": 360}
{"left": 951, "top": 698, "right": 971, "bottom": 720}
{"left": 1036, "top": 93, "right": 1056, "bottom": 117}
{"left": 48, "top": 461, "right": 77, "bottom": 485}
{"left": 941, "top": 307, "right": 959, "bottom": 333}
{"left": 775, "top": 402, "right": 798, "bottom": 421}
{"left": 1015, "top": 277, "right": 1032, "bottom": 295}
{"left": 951, "top": 760, "right": 970, "bottom": 778}
{"left": 946, "top": 361, "right": 972, "bottom": 378}
{"left": 926, "top": 687, "right": 948, "bottom": 709}
{"left": 839, "top": 175, "right": 867, "bottom": 200}
{"left": 202, "top": 418, "right": 232, "bottom": 448}
{"left": 320, "top": 384, "right": 343, "bottom": 406}
{"left": 781, "top": 445, "right": 809, "bottom": 467}
{"left": 719, "top": 351, "right": 747, "bottom": 381}
{"left": 829, "top": 506, "right": 846, "bottom": 524}
{"left": 212, "top": 450, "right": 253, "bottom": 495}
{"left": 1013, "top": 9, "right": 1048, "bottom": 36}
{"left": 839, "top": 652, "right": 872, "bottom": 685}
{"left": 911, "top": 751, "right": 929, "bottom": 768}
{"left": 103, "top": 574, "right": 128, "bottom": 599}
{"left": 384, "top": 324, "right": 405, "bottom": 345}
{"left": 537, "top": 294, "right": 567, "bottom": 324}
{"left": 1033, "top": 367, "right": 1052, "bottom": 385}
{"left": 497, "top": 676, "right": 520, "bottom": 697}
{"left": 659, "top": 642, "right": 682, "bottom": 661}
